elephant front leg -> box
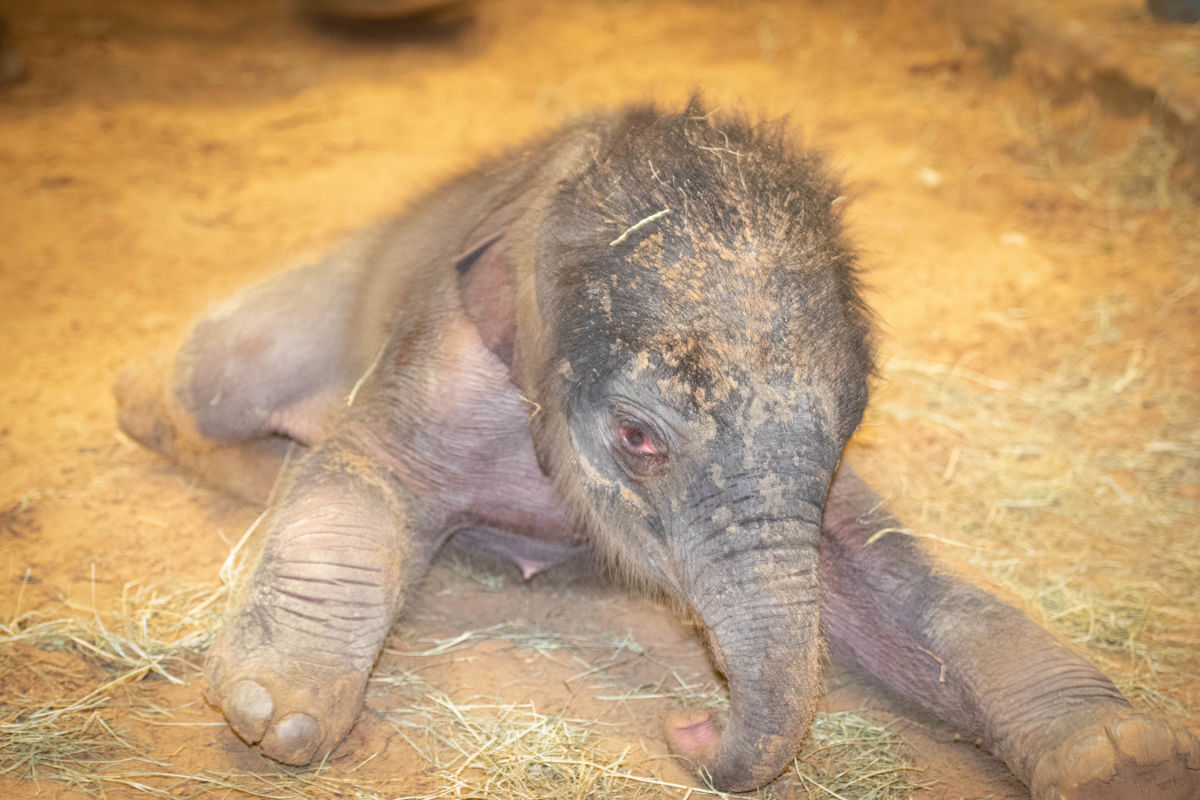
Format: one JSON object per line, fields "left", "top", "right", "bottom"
{"left": 820, "top": 466, "right": 1200, "bottom": 800}
{"left": 204, "top": 440, "right": 430, "bottom": 765}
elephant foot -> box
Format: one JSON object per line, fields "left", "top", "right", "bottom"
{"left": 114, "top": 357, "right": 179, "bottom": 458}
{"left": 204, "top": 607, "right": 372, "bottom": 765}
{"left": 1029, "top": 706, "right": 1200, "bottom": 800}
{"left": 114, "top": 357, "right": 289, "bottom": 502}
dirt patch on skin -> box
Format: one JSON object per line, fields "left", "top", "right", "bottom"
{"left": 1, "top": 0, "right": 1196, "bottom": 798}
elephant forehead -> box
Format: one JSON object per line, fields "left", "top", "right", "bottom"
{"left": 620, "top": 226, "right": 811, "bottom": 336}
{"left": 619, "top": 337, "right": 839, "bottom": 424}
{"left": 583, "top": 243, "right": 852, "bottom": 381}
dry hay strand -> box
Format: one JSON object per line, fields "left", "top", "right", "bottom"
{"left": 387, "top": 621, "right": 655, "bottom": 689}
{"left": 0, "top": 664, "right": 392, "bottom": 799}
{"left": 0, "top": 705, "right": 367, "bottom": 800}
{"left": 389, "top": 622, "right": 647, "bottom": 661}
{"left": 1, "top": 575, "right": 233, "bottom": 787}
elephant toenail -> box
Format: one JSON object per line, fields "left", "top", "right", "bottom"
{"left": 1065, "top": 732, "right": 1117, "bottom": 786}
{"left": 267, "top": 712, "right": 321, "bottom": 763}
{"left": 225, "top": 680, "right": 274, "bottom": 743}
{"left": 1113, "top": 718, "right": 1172, "bottom": 765}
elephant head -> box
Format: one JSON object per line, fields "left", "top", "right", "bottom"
{"left": 517, "top": 104, "right": 874, "bottom": 790}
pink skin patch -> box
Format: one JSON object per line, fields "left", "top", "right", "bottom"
{"left": 664, "top": 709, "right": 721, "bottom": 765}
{"left": 516, "top": 558, "right": 550, "bottom": 581}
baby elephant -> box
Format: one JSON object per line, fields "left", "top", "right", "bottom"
{"left": 115, "top": 101, "right": 1199, "bottom": 797}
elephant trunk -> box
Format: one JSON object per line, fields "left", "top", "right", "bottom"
{"left": 669, "top": 526, "right": 824, "bottom": 792}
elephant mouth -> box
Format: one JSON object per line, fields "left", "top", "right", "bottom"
{"left": 660, "top": 624, "right": 730, "bottom": 775}
{"left": 665, "top": 708, "right": 722, "bottom": 769}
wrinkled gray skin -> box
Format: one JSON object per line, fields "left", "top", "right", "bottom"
{"left": 115, "top": 102, "right": 1200, "bottom": 798}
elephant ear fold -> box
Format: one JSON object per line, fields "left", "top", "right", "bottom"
{"left": 454, "top": 128, "right": 602, "bottom": 369}
{"left": 454, "top": 219, "right": 518, "bottom": 367}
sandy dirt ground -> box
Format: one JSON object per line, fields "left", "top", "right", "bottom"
{"left": 1, "top": 1, "right": 1197, "bottom": 798}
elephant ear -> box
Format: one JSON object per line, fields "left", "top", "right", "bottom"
{"left": 455, "top": 220, "right": 518, "bottom": 367}
{"left": 454, "top": 127, "right": 603, "bottom": 368}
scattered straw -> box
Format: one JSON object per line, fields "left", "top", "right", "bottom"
{"left": 2, "top": 579, "right": 225, "bottom": 686}
{"left": 383, "top": 678, "right": 923, "bottom": 800}
{"left": 1, "top": 695, "right": 123, "bottom": 783}
{"left": 390, "top": 692, "right": 687, "bottom": 800}
{"left": 0, "top": 541, "right": 927, "bottom": 800}
{"left": 790, "top": 712, "right": 927, "bottom": 800}
{"left": 3, "top": 579, "right": 925, "bottom": 800}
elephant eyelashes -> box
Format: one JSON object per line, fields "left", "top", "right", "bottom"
{"left": 614, "top": 418, "right": 669, "bottom": 477}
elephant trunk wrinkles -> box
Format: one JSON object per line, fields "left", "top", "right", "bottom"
{"left": 685, "top": 524, "right": 823, "bottom": 792}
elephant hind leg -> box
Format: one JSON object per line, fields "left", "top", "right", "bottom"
{"left": 819, "top": 464, "right": 1200, "bottom": 800}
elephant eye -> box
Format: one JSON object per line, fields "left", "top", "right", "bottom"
{"left": 614, "top": 417, "right": 668, "bottom": 477}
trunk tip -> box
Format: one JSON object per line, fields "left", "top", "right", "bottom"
{"left": 664, "top": 706, "right": 803, "bottom": 793}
